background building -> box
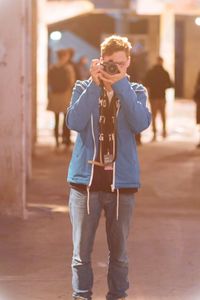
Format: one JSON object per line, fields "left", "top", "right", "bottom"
{"left": 0, "top": 0, "right": 200, "bottom": 217}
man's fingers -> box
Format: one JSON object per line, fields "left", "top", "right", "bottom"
{"left": 99, "top": 69, "right": 113, "bottom": 79}
{"left": 91, "top": 59, "right": 100, "bottom": 68}
{"left": 98, "top": 74, "right": 112, "bottom": 83}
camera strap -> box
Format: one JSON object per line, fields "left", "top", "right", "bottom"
{"left": 98, "top": 86, "right": 119, "bottom": 167}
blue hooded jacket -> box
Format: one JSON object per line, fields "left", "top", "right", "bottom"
{"left": 66, "top": 77, "right": 151, "bottom": 190}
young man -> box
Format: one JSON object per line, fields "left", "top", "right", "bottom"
{"left": 66, "top": 35, "right": 151, "bottom": 300}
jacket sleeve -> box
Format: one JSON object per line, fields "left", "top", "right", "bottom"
{"left": 66, "top": 80, "right": 101, "bottom": 132}
{"left": 112, "top": 77, "right": 151, "bottom": 133}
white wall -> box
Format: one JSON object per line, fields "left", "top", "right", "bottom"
{"left": 184, "top": 15, "right": 200, "bottom": 98}
{"left": 147, "top": 15, "right": 160, "bottom": 67}
{"left": 0, "top": 0, "right": 32, "bottom": 217}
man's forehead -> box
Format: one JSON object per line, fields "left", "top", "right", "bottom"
{"left": 102, "top": 51, "right": 128, "bottom": 60}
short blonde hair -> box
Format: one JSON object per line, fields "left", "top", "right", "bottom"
{"left": 100, "top": 35, "right": 132, "bottom": 58}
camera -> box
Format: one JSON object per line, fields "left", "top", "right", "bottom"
{"left": 101, "top": 61, "right": 119, "bottom": 75}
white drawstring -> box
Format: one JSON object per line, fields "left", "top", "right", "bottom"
{"left": 116, "top": 189, "right": 120, "bottom": 221}
{"left": 111, "top": 163, "right": 119, "bottom": 220}
{"left": 87, "top": 186, "right": 90, "bottom": 215}
{"left": 111, "top": 162, "right": 116, "bottom": 192}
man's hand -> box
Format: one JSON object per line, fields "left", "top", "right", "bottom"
{"left": 90, "top": 59, "right": 102, "bottom": 86}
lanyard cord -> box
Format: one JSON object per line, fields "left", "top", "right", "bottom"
{"left": 99, "top": 86, "right": 117, "bottom": 165}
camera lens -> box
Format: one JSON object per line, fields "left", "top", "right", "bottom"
{"left": 108, "top": 64, "right": 118, "bottom": 75}
{"left": 103, "top": 62, "right": 119, "bottom": 75}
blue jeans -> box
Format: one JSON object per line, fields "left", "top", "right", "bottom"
{"left": 69, "top": 188, "right": 135, "bottom": 300}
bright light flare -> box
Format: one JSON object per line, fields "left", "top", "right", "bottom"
{"left": 195, "top": 17, "right": 200, "bottom": 26}
{"left": 50, "top": 31, "right": 62, "bottom": 41}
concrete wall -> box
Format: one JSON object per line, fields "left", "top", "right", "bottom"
{"left": 32, "top": 0, "right": 38, "bottom": 149}
{"left": 0, "top": 0, "right": 33, "bottom": 217}
{"left": 147, "top": 15, "right": 160, "bottom": 68}
{"left": 184, "top": 15, "right": 200, "bottom": 99}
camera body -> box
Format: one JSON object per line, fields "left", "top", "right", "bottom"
{"left": 101, "top": 61, "right": 119, "bottom": 75}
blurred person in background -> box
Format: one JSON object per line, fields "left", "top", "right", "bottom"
{"left": 193, "top": 71, "right": 200, "bottom": 148}
{"left": 144, "top": 56, "right": 173, "bottom": 141}
{"left": 128, "top": 42, "right": 148, "bottom": 84}
{"left": 48, "top": 48, "right": 76, "bottom": 147}
{"left": 76, "top": 55, "right": 90, "bottom": 80}
{"left": 66, "top": 35, "right": 151, "bottom": 300}
{"left": 68, "top": 48, "right": 80, "bottom": 82}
